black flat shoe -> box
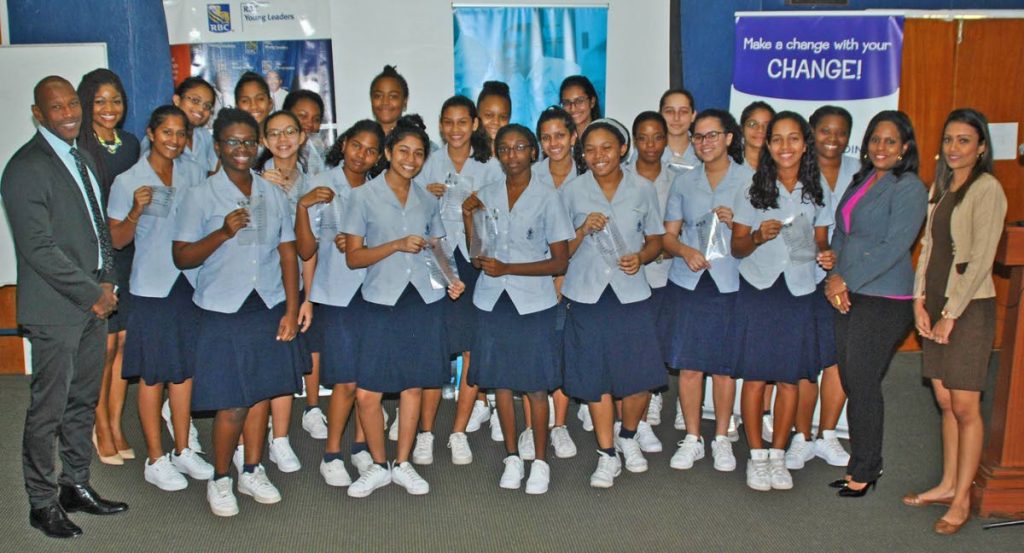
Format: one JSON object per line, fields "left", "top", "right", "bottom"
{"left": 837, "top": 479, "right": 877, "bottom": 497}
{"left": 828, "top": 479, "right": 850, "bottom": 489}
{"left": 29, "top": 504, "right": 82, "bottom": 539}
{"left": 58, "top": 484, "right": 128, "bottom": 515}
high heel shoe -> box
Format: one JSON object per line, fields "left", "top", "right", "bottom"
{"left": 92, "top": 430, "right": 124, "bottom": 466}
{"left": 837, "top": 479, "right": 877, "bottom": 497}
{"left": 934, "top": 515, "right": 970, "bottom": 535}
{"left": 828, "top": 478, "right": 851, "bottom": 489}
{"left": 117, "top": 448, "right": 136, "bottom": 460}
{"left": 902, "top": 492, "right": 954, "bottom": 507}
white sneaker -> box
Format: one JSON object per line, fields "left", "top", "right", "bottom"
{"left": 550, "top": 426, "right": 577, "bottom": 458}
{"left": 674, "top": 403, "right": 686, "bottom": 431}
{"left": 448, "top": 432, "right": 473, "bottom": 465}
{"left": 237, "top": 465, "right": 282, "bottom": 504}
{"left": 526, "top": 460, "right": 550, "bottom": 495}
{"left": 614, "top": 433, "right": 648, "bottom": 473}
{"left": 163, "top": 399, "right": 203, "bottom": 453}
{"left": 388, "top": 408, "right": 400, "bottom": 442}
{"left": 769, "top": 448, "right": 793, "bottom": 490}
{"left": 746, "top": 449, "right": 771, "bottom": 491}
{"left": 412, "top": 432, "right": 434, "bottom": 465}
{"left": 577, "top": 404, "right": 594, "bottom": 432}
{"left": 350, "top": 450, "right": 373, "bottom": 476}
{"left": 518, "top": 428, "right": 536, "bottom": 461}
{"left": 636, "top": 421, "right": 663, "bottom": 453}
{"left": 762, "top": 413, "right": 774, "bottom": 443}
{"left": 145, "top": 455, "right": 188, "bottom": 491}
{"left": 669, "top": 435, "right": 705, "bottom": 470}
{"left": 589, "top": 452, "right": 621, "bottom": 488}
{"left": 814, "top": 430, "right": 851, "bottom": 467}
{"left": 489, "top": 409, "right": 503, "bottom": 442}
{"left": 391, "top": 461, "right": 429, "bottom": 495}
{"left": 232, "top": 445, "right": 243, "bottom": 474}
{"left": 647, "top": 393, "right": 663, "bottom": 426}
{"left": 268, "top": 435, "right": 302, "bottom": 473}
{"left": 320, "top": 458, "right": 352, "bottom": 487}
{"left": 466, "top": 400, "right": 490, "bottom": 433}
{"left": 727, "top": 414, "right": 741, "bottom": 442}
{"left": 347, "top": 463, "right": 391, "bottom": 498}
{"left": 711, "top": 436, "right": 737, "bottom": 472}
{"left": 207, "top": 477, "right": 239, "bottom": 517}
{"left": 499, "top": 455, "right": 525, "bottom": 490}
{"left": 785, "top": 433, "right": 816, "bottom": 470}
{"left": 301, "top": 407, "right": 329, "bottom": 440}
{"left": 171, "top": 448, "right": 214, "bottom": 480}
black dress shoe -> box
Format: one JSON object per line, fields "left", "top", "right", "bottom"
{"left": 58, "top": 484, "right": 128, "bottom": 515}
{"left": 837, "top": 479, "right": 878, "bottom": 497}
{"left": 29, "top": 504, "right": 83, "bottom": 539}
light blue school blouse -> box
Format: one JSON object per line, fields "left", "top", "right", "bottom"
{"left": 414, "top": 147, "right": 503, "bottom": 259}
{"left": 175, "top": 171, "right": 295, "bottom": 313}
{"left": 107, "top": 157, "right": 205, "bottom": 297}
{"left": 140, "top": 126, "right": 218, "bottom": 174}
{"left": 304, "top": 165, "right": 366, "bottom": 307}
{"left": 531, "top": 157, "right": 580, "bottom": 190}
{"left": 664, "top": 160, "right": 754, "bottom": 293}
{"left": 627, "top": 162, "right": 680, "bottom": 289}
{"left": 816, "top": 155, "right": 859, "bottom": 282}
{"left": 340, "top": 172, "right": 446, "bottom": 306}
{"left": 560, "top": 170, "right": 665, "bottom": 304}
{"left": 732, "top": 180, "right": 832, "bottom": 296}
{"left": 263, "top": 157, "right": 311, "bottom": 226}
{"left": 472, "top": 177, "right": 575, "bottom": 314}
{"left": 626, "top": 143, "right": 699, "bottom": 171}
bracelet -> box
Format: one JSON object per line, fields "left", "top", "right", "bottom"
{"left": 126, "top": 213, "right": 139, "bottom": 224}
{"left": 940, "top": 310, "right": 957, "bottom": 320}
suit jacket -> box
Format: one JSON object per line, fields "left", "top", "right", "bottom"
{"left": 1, "top": 131, "right": 115, "bottom": 326}
{"left": 830, "top": 170, "right": 928, "bottom": 297}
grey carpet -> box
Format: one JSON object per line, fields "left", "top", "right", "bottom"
{"left": 0, "top": 352, "right": 1020, "bottom": 552}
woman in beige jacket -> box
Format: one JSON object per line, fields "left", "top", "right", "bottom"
{"left": 906, "top": 109, "right": 1006, "bottom": 535}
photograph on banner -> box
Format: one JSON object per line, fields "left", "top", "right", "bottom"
{"left": 729, "top": 14, "right": 905, "bottom": 158}
{"left": 453, "top": 6, "right": 608, "bottom": 130}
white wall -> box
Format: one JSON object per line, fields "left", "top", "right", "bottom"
{"left": 332, "top": 0, "right": 669, "bottom": 137}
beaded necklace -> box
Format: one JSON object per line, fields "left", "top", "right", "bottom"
{"left": 96, "top": 130, "right": 122, "bottom": 155}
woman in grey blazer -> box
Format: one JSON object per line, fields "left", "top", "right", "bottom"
{"left": 824, "top": 111, "right": 928, "bottom": 496}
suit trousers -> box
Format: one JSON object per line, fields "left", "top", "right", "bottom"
{"left": 21, "top": 316, "right": 106, "bottom": 508}
{"left": 834, "top": 293, "right": 913, "bottom": 483}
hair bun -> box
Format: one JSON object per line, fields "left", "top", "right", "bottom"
{"left": 481, "top": 80, "right": 510, "bottom": 96}
{"left": 395, "top": 114, "right": 426, "bottom": 131}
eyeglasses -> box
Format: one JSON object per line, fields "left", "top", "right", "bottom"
{"left": 183, "top": 95, "right": 214, "bottom": 111}
{"left": 219, "top": 138, "right": 259, "bottom": 149}
{"left": 496, "top": 143, "right": 532, "bottom": 156}
{"left": 265, "top": 127, "right": 300, "bottom": 140}
{"left": 560, "top": 96, "right": 590, "bottom": 110}
{"left": 691, "top": 130, "right": 724, "bottom": 144}
{"left": 744, "top": 120, "right": 768, "bottom": 131}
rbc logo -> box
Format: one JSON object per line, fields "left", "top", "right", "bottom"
{"left": 208, "top": 4, "right": 232, "bottom": 33}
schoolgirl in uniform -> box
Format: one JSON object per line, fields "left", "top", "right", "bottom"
{"left": 463, "top": 124, "right": 574, "bottom": 494}
{"left": 476, "top": 81, "right": 512, "bottom": 150}
{"left": 661, "top": 109, "right": 753, "bottom": 473}
{"left": 294, "top": 119, "right": 385, "bottom": 486}
{"left": 107, "top": 105, "right": 214, "bottom": 490}
{"left": 740, "top": 101, "right": 775, "bottom": 172}
{"left": 173, "top": 108, "right": 305, "bottom": 516}
{"left": 369, "top": 65, "right": 409, "bottom": 136}
{"left": 235, "top": 71, "right": 273, "bottom": 128}
{"left": 558, "top": 75, "right": 601, "bottom": 132}
{"left": 786, "top": 106, "right": 858, "bottom": 471}
{"left": 730, "top": 111, "right": 833, "bottom": 492}
{"left": 284, "top": 89, "right": 328, "bottom": 177}
{"left": 414, "top": 96, "right": 503, "bottom": 466}
{"left": 340, "top": 116, "right": 465, "bottom": 498}
{"left": 560, "top": 118, "right": 665, "bottom": 488}
{"left": 657, "top": 89, "right": 699, "bottom": 170}
{"left": 170, "top": 77, "right": 218, "bottom": 174}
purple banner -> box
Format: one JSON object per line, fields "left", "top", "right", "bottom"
{"left": 733, "top": 15, "right": 904, "bottom": 101}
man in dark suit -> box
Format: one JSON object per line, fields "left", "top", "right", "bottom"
{"left": 1, "top": 75, "right": 128, "bottom": 539}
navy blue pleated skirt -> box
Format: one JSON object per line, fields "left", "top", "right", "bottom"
{"left": 122, "top": 274, "right": 198, "bottom": 385}
{"left": 470, "top": 293, "right": 561, "bottom": 393}
{"left": 813, "top": 280, "right": 838, "bottom": 368}
{"left": 443, "top": 249, "right": 479, "bottom": 354}
{"left": 191, "top": 292, "right": 306, "bottom": 411}
{"left": 731, "top": 277, "right": 819, "bottom": 384}
{"left": 563, "top": 288, "right": 666, "bottom": 402}
{"left": 659, "top": 273, "right": 736, "bottom": 375}
{"left": 318, "top": 293, "right": 367, "bottom": 387}
{"left": 355, "top": 285, "right": 449, "bottom": 393}
{"left": 300, "top": 290, "right": 324, "bottom": 355}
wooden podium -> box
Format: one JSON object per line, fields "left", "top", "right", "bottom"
{"left": 973, "top": 225, "right": 1024, "bottom": 518}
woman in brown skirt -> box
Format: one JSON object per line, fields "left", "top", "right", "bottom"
{"left": 906, "top": 108, "right": 1006, "bottom": 535}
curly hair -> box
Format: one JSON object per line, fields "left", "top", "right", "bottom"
{"left": 749, "top": 111, "right": 823, "bottom": 210}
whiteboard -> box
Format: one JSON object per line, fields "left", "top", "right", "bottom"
{"left": 0, "top": 43, "right": 108, "bottom": 287}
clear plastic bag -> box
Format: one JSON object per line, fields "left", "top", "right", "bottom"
{"left": 318, "top": 197, "right": 345, "bottom": 238}
{"left": 780, "top": 212, "right": 816, "bottom": 264}
{"left": 469, "top": 208, "right": 501, "bottom": 258}
{"left": 142, "top": 185, "right": 174, "bottom": 218}
{"left": 235, "top": 193, "right": 268, "bottom": 246}
{"left": 591, "top": 215, "right": 629, "bottom": 269}
{"left": 441, "top": 172, "right": 473, "bottom": 221}
{"left": 694, "top": 210, "right": 730, "bottom": 262}
{"left": 422, "top": 236, "right": 461, "bottom": 290}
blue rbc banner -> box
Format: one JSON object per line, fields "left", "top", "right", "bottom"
{"left": 453, "top": 6, "right": 608, "bottom": 130}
